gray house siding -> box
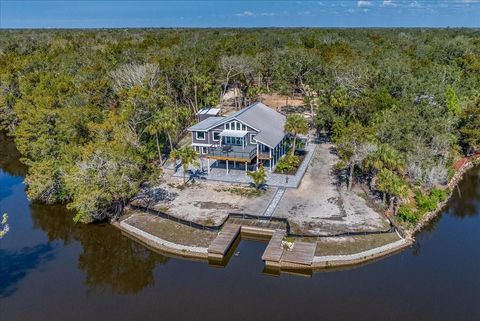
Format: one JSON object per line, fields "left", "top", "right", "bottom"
{"left": 191, "top": 131, "right": 211, "bottom": 145}
{"left": 192, "top": 119, "right": 259, "bottom": 147}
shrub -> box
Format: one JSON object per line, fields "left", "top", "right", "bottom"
{"left": 415, "top": 187, "right": 449, "bottom": 214}
{"left": 276, "top": 155, "right": 300, "bottom": 174}
{"left": 430, "top": 187, "right": 448, "bottom": 202}
{"left": 398, "top": 206, "right": 417, "bottom": 223}
{"left": 415, "top": 192, "right": 438, "bottom": 213}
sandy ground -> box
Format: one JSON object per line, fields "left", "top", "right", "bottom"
{"left": 135, "top": 177, "right": 277, "bottom": 226}
{"left": 273, "top": 142, "right": 390, "bottom": 235}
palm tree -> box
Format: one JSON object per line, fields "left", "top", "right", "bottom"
{"left": 146, "top": 114, "right": 164, "bottom": 165}
{"left": 376, "top": 168, "right": 409, "bottom": 214}
{"left": 155, "top": 107, "right": 179, "bottom": 152}
{"left": 170, "top": 147, "right": 200, "bottom": 184}
{"left": 284, "top": 113, "right": 308, "bottom": 156}
{"left": 363, "top": 144, "right": 405, "bottom": 190}
{"left": 247, "top": 165, "right": 267, "bottom": 189}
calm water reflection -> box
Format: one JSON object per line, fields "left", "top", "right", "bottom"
{"left": 1, "top": 132, "right": 479, "bottom": 321}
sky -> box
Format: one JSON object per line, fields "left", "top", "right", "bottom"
{"left": 0, "top": 0, "right": 479, "bottom": 28}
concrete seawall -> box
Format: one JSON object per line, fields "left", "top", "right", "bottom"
{"left": 116, "top": 217, "right": 412, "bottom": 273}
{"left": 117, "top": 218, "right": 209, "bottom": 260}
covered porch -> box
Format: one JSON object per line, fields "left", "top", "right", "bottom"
{"left": 204, "top": 144, "right": 256, "bottom": 175}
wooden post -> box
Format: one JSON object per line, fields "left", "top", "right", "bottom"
{"left": 245, "top": 162, "right": 247, "bottom": 175}
{"left": 207, "top": 158, "right": 210, "bottom": 174}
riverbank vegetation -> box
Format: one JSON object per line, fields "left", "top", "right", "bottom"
{"left": 1, "top": 29, "right": 479, "bottom": 223}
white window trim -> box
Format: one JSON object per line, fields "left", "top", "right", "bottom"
{"left": 250, "top": 134, "right": 257, "bottom": 145}
{"left": 192, "top": 143, "right": 211, "bottom": 147}
{"left": 195, "top": 131, "right": 206, "bottom": 140}
{"left": 212, "top": 131, "right": 221, "bottom": 141}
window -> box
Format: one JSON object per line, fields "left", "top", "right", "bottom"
{"left": 250, "top": 134, "right": 256, "bottom": 144}
{"left": 196, "top": 131, "right": 205, "bottom": 140}
{"left": 242, "top": 124, "right": 247, "bottom": 131}
{"left": 236, "top": 122, "right": 241, "bottom": 130}
{"left": 201, "top": 147, "right": 207, "bottom": 154}
{"left": 213, "top": 132, "right": 220, "bottom": 141}
{"left": 225, "top": 123, "right": 230, "bottom": 130}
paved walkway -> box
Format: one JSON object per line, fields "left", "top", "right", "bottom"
{"left": 263, "top": 188, "right": 286, "bottom": 217}
{"left": 169, "top": 142, "right": 317, "bottom": 188}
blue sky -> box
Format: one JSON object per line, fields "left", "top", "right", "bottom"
{"left": 1, "top": 1, "right": 479, "bottom": 28}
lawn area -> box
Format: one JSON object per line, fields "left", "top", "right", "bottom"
{"left": 124, "top": 211, "right": 217, "bottom": 247}
{"left": 311, "top": 233, "right": 401, "bottom": 256}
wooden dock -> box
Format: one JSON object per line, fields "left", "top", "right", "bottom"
{"left": 262, "top": 230, "right": 316, "bottom": 268}
{"left": 207, "top": 224, "right": 241, "bottom": 260}
{"left": 261, "top": 229, "right": 285, "bottom": 264}
{"left": 281, "top": 242, "right": 316, "bottom": 266}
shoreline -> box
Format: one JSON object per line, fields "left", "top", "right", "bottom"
{"left": 114, "top": 160, "right": 479, "bottom": 273}
{"left": 114, "top": 211, "right": 413, "bottom": 273}
{"left": 408, "top": 156, "right": 480, "bottom": 237}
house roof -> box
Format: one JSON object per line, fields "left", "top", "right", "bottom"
{"left": 187, "top": 116, "right": 224, "bottom": 131}
{"left": 227, "top": 102, "right": 286, "bottom": 148}
{"left": 188, "top": 102, "right": 287, "bottom": 148}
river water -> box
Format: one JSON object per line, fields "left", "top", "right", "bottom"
{"left": 1, "top": 132, "right": 479, "bottom": 321}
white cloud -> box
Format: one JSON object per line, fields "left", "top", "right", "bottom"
{"left": 235, "top": 10, "right": 277, "bottom": 17}
{"left": 297, "top": 10, "right": 312, "bottom": 16}
{"left": 382, "top": 0, "right": 397, "bottom": 6}
{"left": 409, "top": 1, "right": 421, "bottom": 7}
{"left": 235, "top": 11, "right": 254, "bottom": 17}
{"left": 357, "top": 0, "right": 372, "bottom": 7}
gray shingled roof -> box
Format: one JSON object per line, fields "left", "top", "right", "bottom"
{"left": 187, "top": 116, "right": 224, "bottom": 131}
{"left": 188, "top": 102, "right": 286, "bottom": 147}
{"left": 226, "top": 102, "right": 286, "bottom": 148}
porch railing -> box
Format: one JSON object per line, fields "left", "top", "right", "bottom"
{"left": 207, "top": 145, "right": 256, "bottom": 160}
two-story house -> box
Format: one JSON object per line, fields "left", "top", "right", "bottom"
{"left": 188, "top": 102, "right": 289, "bottom": 173}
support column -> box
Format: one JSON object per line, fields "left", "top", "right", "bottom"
{"left": 245, "top": 162, "right": 247, "bottom": 175}
{"left": 207, "top": 158, "right": 210, "bottom": 174}
{"left": 256, "top": 144, "right": 259, "bottom": 169}
{"left": 269, "top": 148, "right": 272, "bottom": 172}
{"left": 226, "top": 160, "right": 229, "bottom": 174}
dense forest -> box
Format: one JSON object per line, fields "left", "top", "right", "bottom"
{"left": 0, "top": 28, "right": 479, "bottom": 224}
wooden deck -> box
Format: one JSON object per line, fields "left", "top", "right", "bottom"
{"left": 207, "top": 224, "right": 241, "bottom": 260}
{"left": 261, "top": 229, "right": 285, "bottom": 262}
{"left": 281, "top": 241, "right": 316, "bottom": 266}
{"left": 205, "top": 155, "right": 252, "bottom": 162}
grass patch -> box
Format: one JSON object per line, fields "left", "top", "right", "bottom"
{"left": 215, "top": 186, "right": 265, "bottom": 198}
{"left": 314, "top": 233, "right": 401, "bottom": 256}
{"left": 126, "top": 211, "right": 217, "bottom": 247}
